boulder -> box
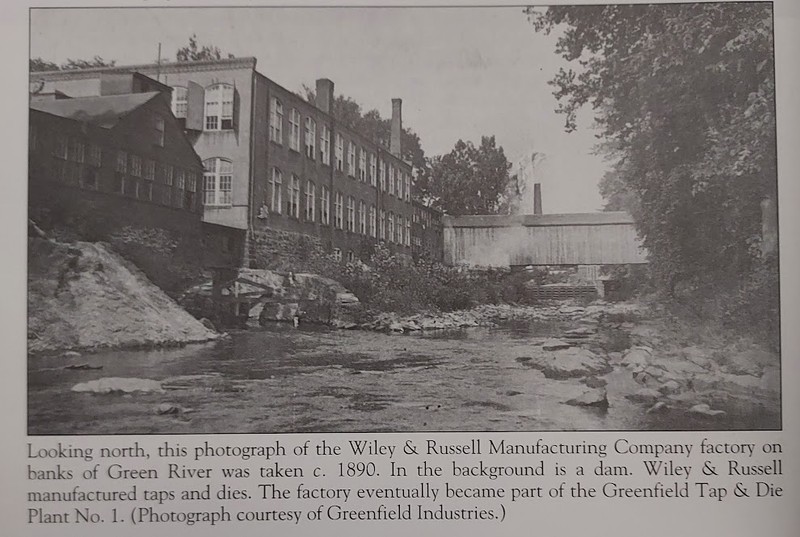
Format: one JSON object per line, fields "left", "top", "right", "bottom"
{"left": 625, "top": 388, "right": 662, "bottom": 405}
{"left": 61, "top": 351, "right": 82, "bottom": 359}
{"left": 388, "top": 322, "right": 405, "bottom": 334}
{"left": 542, "top": 338, "right": 572, "bottom": 351}
{"left": 527, "top": 348, "right": 611, "bottom": 379}
{"left": 621, "top": 346, "right": 652, "bottom": 368}
{"left": 688, "top": 403, "right": 726, "bottom": 418}
{"left": 582, "top": 376, "right": 608, "bottom": 388}
{"left": 72, "top": 377, "right": 163, "bottom": 394}
{"left": 658, "top": 380, "right": 682, "bottom": 395}
{"left": 646, "top": 401, "right": 669, "bottom": 414}
{"left": 564, "top": 326, "right": 596, "bottom": 336}
{"left": 565, "top": 388, "right": 608, "bottom": 408}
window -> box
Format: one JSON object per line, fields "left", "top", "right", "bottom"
{"left": 388, "top": 212, "right": 395, "bottom": 243}
{"left": 359, "top": 148, "right": 366, "bottom": 182}
{"left": 406, "top": 217, "right": 411, "bottom": 246}
{"left": 175, "top": 169, "right": 185, "bottom": 207}
{"left": 88, "top": 145, "right": 102, "bottom": 167}
{"left": 347, "top": 142, "right": 356, "bottom": 177}
{"left": 321, "top": 185, "right": 330, "bottom": 225}
{"left": 115, "top": 151, "right": 127, "bottom": 193}
{"left": 305, "top": 118, "right": 316, "bottom": 159}
{"left": 346, "top": 196, "right": 355, "bottom": 232}
{"left": 164, "top": 164, "right": 173, "bottom": 186}
{"left": 334, "top": 191, "right": 344, "bottom": 229}
{"left": 172, "top": 86, "right": 187, "bottom": 118}
{"left": 398, "top": 171, "right": 404, "bottom": 200}
{"left": 154, "top": 115, "right": 165, "bottom": 147}
{"left": 144, "top": 160, "right": 155, "bottom": 181}
{"left": 333, "top": 248, "right": 342, "bottom": 262}
{"left": 379, "top": 209, "right": 386, "bottom": 240}
{"left": 289, "top": 109, "right": 301, "bottom": 151}
{"left": 321, "top": 125, "right": 330, "bottom": 165}
{"left": 269, "top": 168, "right": 283, "bottom": 213}
{"left": 68, "top": 138, "right": 84, "bottom": 163}
{"left": 270, "top": 98, "right": 283, "bottom": 143}
{"left": 205, "top": 84, "right": 234, "bottom": 131}
{"left": 405, "top": 173, "right": 411, "bottom": 202}
{"left": 162, "top": 164, "right": 173, "bottom": 205}
{"left": 130, "top": 155, "right": 142, "bottom": 177}
{"left": 396, "top": 214, "right": 403, "bottom": 244}
{"left": 379, "top": 161, "right": 386, "bottom": 191}
{"left": 335, "top": 134, "right": 344, "bottom": 171}
{"left": 202, "top": 158, "right": 233, "bottom": 206}
{"left": 359, "top": 200, "right": 366, "bottom": 234}
{"left": 305, "top": 181, "right": 316, "bottom": 222}
{"left": 288, "top": 175, "right": 301, "bottom": 218}
{"left": 347, "top": 251, "right": 355, "bottom": 263}
{"left": 369, "top": 204, "right": 377, "bottom": 237}
{"left": 389, "top": 165, "right": 395, "bottom": 196}
{"left": 369, "top": 153, "right": 377, "bottom": 186}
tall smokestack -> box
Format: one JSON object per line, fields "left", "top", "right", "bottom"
{"left": 533, "top": 183, "right": 543, "bottom": 215}
{"left": 316, "top": 78, "right": 334, "bottom": 114}
{"left": 390, "top": 98, "right": 402, "bottom": 157}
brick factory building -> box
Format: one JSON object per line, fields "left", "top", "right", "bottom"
{"left": 30, "top": 58, "right": 433, "bottom": 269}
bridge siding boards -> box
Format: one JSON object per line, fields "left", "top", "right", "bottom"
{"left": 443, "top": 212, "right": 647, "bottom": 267}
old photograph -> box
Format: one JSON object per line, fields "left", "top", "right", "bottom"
{"left": 27, "top": 3, "right": 780, "bottom": 434}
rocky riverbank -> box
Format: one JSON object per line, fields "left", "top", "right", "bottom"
{"left": 28, "top": 238, "right": 220, "bottom": 356}
{"left": 349, "top": 299, "right": 780, "bottom": 424}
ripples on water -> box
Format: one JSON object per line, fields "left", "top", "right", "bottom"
{"left": 28, "top": 322, "right": 777, "bottom": 434}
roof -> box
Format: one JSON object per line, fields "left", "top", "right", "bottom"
{"left": 29, "top": 57, "right": 258, "bottom": 81}
{"left": 30, "top": 92, "right": 160, "bottom": 128}
{"left": 443, "top": 212, "right": 636, "bottom": 228}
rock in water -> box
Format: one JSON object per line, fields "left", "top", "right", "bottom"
{"left": 72, "top": 377, "right": 164, "bottom": 394}
{"left": 625, "top": 388, "right": 662, "bottom": 405}
{"left": 565, "top": 389, "right": 608, "bottom": 408}
{"left": 527, "top": 348, "right": 611, "bottom": 379}
{"left": 542, "top": 338, "right": 572, "bottom": 351}
{"left": 688, "top": 403, "right": 726, "bottom": 418}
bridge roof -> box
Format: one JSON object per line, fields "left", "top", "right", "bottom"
{"left": 443, "top": 211, "right": 635, "bottom": 228}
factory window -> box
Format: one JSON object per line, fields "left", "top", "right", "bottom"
{"left": 333, "top": 248, "right": 342, "bottom": 262}
{"left": 406, "top": 217, "right": 411, "bottom": 246}
{"left": 269, "top": 167, "right": 283, "bottom": 214}
{"left": 359, "top": 148, "right": 366, "bottom": 182}
{"left": 154, "top": 115, "right": 165, "bottom": 147}
{"left": 321, "top": 185, "right": 330, "bottom": 225}
{"left": 305, "top": 117, "right": 316, "bottom": 159}
{"left": 388, "top": 165, "right": 395, "bottom": 196}
{"left": 289, "top": 109, "right": 301, "bottom": 152}
{"left": 379, "top": 209, "right": 386, "bottom": 240}
{"left": 335, "top": 133, "right": 344, "bottom": 171}
{"left": 405, "top": 173, "right": 411, "bottom": 202}
{"left": 288, "top": 174, "right": 301, "bottom": 218}
{"left": 205, "top": 84, "right": 234, "bottom": 131}
{"left": 144, "top": 160, "right": 155, "bottom": 181}
{"left": 347, "top": 196, "right": 355, "bottom": 232}
{"left": 321, "top": 125, "right": 330, "bottom": 165}
{"left": 171, "top": 86, "right": 187, "bottom": 118}
{"left": 388, "top": 212, "right": 395, "bottom": 243}
{"left": 130, "top": 155, "right": 142, "bottom": 177}
{"left": 359, "top": 200, "right": 366, "bottom": 235}
{"left": 369, "top": 153, "right": 377, "bottom": 186}
{"left": 379, "top": 160, "right": 386, "bottom": 191}
{"left": 88, "top": 145, "right": 102, "bottom": 167}
{"left": 305, "top": 181, "right": 316, "bottom": 222}
{"left": 334, "top": 192, "right": 344, "bottom": 229}
{"left": 347, "top": 141, "right": 356, "bottom": 177}
{"left": 369, "top": 205, "right": 377, "bottom": 237}
{"left": 203, "top": 158, "right": 233, "bottom": 206}
{"left": 270, "top": 98, "right": 283, "bottom": 143}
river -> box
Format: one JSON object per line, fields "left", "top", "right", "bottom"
{"left": 27, "top": 321, "right": 777, "bottom": 434}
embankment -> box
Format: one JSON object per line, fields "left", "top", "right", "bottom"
{"left": 28, "top": 238, "right": 219, "bottom": 355}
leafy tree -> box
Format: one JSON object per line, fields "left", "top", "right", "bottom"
{"left": 176, "top": 34, "right": 234, "bottom": 62}
{"left": 529, "top": 3, "right": 777, "bottom": 292}
{"left": 303, "top": 85, "right": 427, "bottom": 177}
{"left": 29, "top": 57, "right": 60, "bottom": 72}
{"left": 426, "top": 136, "right": 512, "bottom": 216}
{"left": 30, "top": 56, "right": 115, "bottom": 72}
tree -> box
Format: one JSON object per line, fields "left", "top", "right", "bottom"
{"left": 529, "top": 3, "right": 776, "bottom": 291}
{"left": 176, "top": 34, "right": 234, "bottom": 62}
{"left": 303, "top": 85, "right": 427, "bottom": 177}
{"left": 30, "top": 56, "right": 115, "bottom": 72}
{"left": 426, "top": 136, "right": 512, "bottom": 216}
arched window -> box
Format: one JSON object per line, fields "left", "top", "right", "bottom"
{"left": 204, "top": 84, "right": 234, "bottom": 131}
{"left": 171, "top": 86, "right": 187, "bottom": 118}
{"left": 202, "top": 158, "right": 233, "bottom": 206}
{"left": 270, "top": 98, "right": 283, "bottom": 143}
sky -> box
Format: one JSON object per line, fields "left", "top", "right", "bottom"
{"left": 30, "top": 6, "right": 609, "bottom": 213}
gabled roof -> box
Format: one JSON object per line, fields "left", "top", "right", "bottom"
{"left": 443, "top": 211, "right": 636, "bottom": 228}
{"left": 29, "top": 92, "right": 160, "bottom": 129}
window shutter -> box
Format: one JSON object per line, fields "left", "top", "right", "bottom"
{"left": 232, "top": 85, "right": 240, "bottom": 131}
{"left": 185, "top": 81, "right": 205, "bottom": 131}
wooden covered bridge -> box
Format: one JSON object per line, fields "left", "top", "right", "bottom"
{"left": 442, "top": 211, "right": 647, "bottom": 267}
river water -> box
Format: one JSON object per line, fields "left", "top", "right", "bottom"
{"left": 28, "top": 322, "right": 775, "bottom": 434}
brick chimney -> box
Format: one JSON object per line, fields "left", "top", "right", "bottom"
{"left": 315, "top": 78, "right": 334, "bottom": 114}
{"left": 533, "top": 183, "right": 543, "bottom": 215}
{"left": 390, "top": 98, "right": 402, "bottom": 157}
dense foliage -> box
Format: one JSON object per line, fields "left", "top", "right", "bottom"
{"left": 425, "top": 136, "right": 513, "bottom": 216}
{"left": 529, "top": 4, "right": 778, "bottom": 347}
{"left": 30, "top": 56, "right": 116, "bottom": 72}
{"left": 176, "top": 35, "right": 234, "bottom": 62}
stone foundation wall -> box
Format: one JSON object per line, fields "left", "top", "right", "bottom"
{"left": 248, "top": 226, "right": 328, "bottom": 271}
